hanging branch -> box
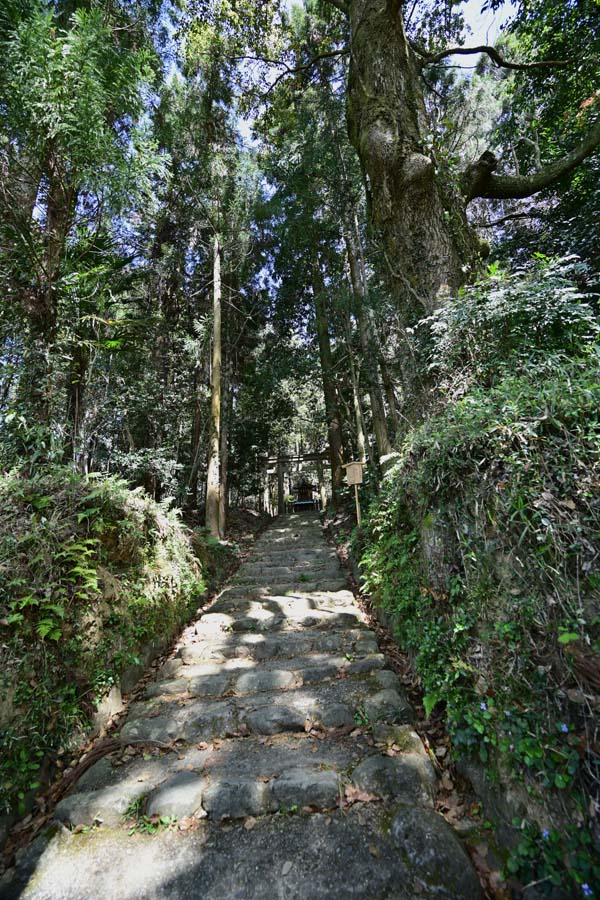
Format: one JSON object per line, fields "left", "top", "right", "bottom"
{"left": 412, "top": 41, "right": 572, "bottom": 72}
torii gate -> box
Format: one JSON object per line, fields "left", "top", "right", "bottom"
{"left": 258, "top": 451, "right": 330, "bottom": 515}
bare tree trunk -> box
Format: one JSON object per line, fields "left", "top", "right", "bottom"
{"left": 277, "top": 457, "right": 285, "bottom": 515}
{"left": 343, "top": 304, "right": 368, "bottom": 463}
{"left": 218, "top": 361, "right": 231, "bottom": 538}
{"left": 313, "top": 262, "right": 345, "bottom": 500}
{"left": 205, "top": 233, "right": 222, "bottom": 539}
{"left": 186, "top": 368, "right": 203, "bottom": 515}
{"left": 344, "top": 229, "right": 393, "bottom": 458}
{"left": 316, "top": 457, "right": 328, "bottom": 510}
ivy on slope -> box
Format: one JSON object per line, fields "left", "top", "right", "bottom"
{"left": 357, "top": 258, "right": 600, "bottom": 896}
{"left": 0, "top": 467, "right": 205, "bottom": 815}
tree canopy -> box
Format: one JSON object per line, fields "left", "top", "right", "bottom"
{"left": 1, "top": 0, "right": 600, "bottom": 892}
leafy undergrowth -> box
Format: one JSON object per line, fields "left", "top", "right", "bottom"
{"left": 357, "top": 259, "right": 600, "bottom": 897}
{"left": 0, "top": 466, "right": 205, "bottom": 817}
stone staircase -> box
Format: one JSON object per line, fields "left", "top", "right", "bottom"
{"left": 4, "top": 513, "right": 482, "bottom": 899}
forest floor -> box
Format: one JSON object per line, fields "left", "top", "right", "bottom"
{"left": 2, "top": 513, "right": 483, "bottom": 899}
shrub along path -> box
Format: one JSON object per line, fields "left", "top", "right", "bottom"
{"left": 3, "top": 513, "right": 482, "bottom": 899}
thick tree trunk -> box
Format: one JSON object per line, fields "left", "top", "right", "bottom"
{"left": 313, "top": 263, "right": 345, "bottom": 499}
{"left": 347, "top": 0, "right": 479, "bottom": 318}
{"left": 186, "top": 368, "right": 204, "bottom": 516}
{"left": 205, "top": 233, "right": 222, "bottom": 538}
{"left": 349, "top": 347, "right": 367, "bottom": 463}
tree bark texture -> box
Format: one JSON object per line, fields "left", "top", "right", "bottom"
{"left": 347, "top": 0, "right": 479, "bottom": 318}
{"left": 205, "top": 233, "right": 222, "bottom": 539}
{"left": 218, "top": 360, "right": 232, "bottom": 538}
{"left": 313, "top": 264, "right": 345, "bottom": 499}
{"left": 344, "top": 230, "right": 393, "bottom": 457}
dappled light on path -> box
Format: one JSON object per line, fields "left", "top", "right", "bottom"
{"left": 6, "top": 514, "right": 483, "bottom": 899}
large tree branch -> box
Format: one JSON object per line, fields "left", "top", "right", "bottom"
{"left": 413, "top": 42, "right": 571, "bottom": 72}
{"left": 464, "top": 117, "right": 600, "bottom": 202}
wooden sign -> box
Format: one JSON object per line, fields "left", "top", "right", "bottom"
{"left": 344, "top": 461, "right": 364, "bottom": 485}
{"left": 343, "top": 461, "right": 365, "bottom": 524}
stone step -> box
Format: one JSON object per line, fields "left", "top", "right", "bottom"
{"left": 146, "top": 653, "right": 387, "bottom": 700}
{"left": 251, "top": 544, "right": 336, "bottom": 556}
{"left": 236, "top": 561, "right": 341, "bottom": 579}
{"left": 254, "top": 530, "right": 325, "bottom": 544}
{"left": 53, "top": 728, "right": 435, "bottom": 829}
{"left": 193, "top": 606, "right": 365, "bottom": 637}
{"left": 121, "top": 672, "right": 414, "bottom": 745}
{"left": 212, "top": 577, "right": 349, "bottom": 597}
{"left": 177, "top": 627, "right": 379, "bottom": 663}
{"left": 255, "top": 521, "right": 322, "bottom": 534}
{"left": 233, "top": 568, "right": 342, "bottom": 586}
{"left": 20, "top": 803, "right": 484, "bottom": 900}
{"left": 209, "top": 588, "right": 357, "bottom": 615}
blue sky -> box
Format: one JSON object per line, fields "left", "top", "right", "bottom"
{"left": 463, "top": 0, "right": 517, "bottom": 43}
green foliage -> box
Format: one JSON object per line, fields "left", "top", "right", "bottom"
{"left": 0, "top": 466, "right": 204, "bottom": 814}
{"left": 423, "top": 256, "right": 599, "bottom": 391}
{"left": 358, "top": 258, "right": 600, "bottom": 895}
{"left": 127, "top": 815, "right": 177, "bottom": 836}
{"left": 505, "top": 820, "right": 600, "bottom": 897}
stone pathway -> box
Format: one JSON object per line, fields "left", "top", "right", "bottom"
{"left": 3, "top": 513, "right": 483, "bottom": 899}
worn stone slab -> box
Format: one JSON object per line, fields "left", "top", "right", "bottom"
{"left": 187, "top": 674, "right": 232, "bottom": 697}
{"left": 146, "top": 772, "right": 205, "bottom": 819}
{"left": 271, "top": 767, "right": 340, "bottom": 810}
{"left": 202, "top": 779, "right": 269, "bottom": 820}
{"left": 373, "top": 724, "right": 426, "bottom": 756}
{"left": 365, "top": 689, "right": 415, "bottom": 724}
{"left": 54, "top": 777, "right": 153, "bottom": 828}
{"left": 244, "top": 705, "right": 307, "bottom": 735}
{"left": 390, "top": 805, "right": 484, "bottom": 898}
{"left": 234, "top": 669, "right": 297, "bottom": 694}
{"left": 351, "top": 754, "right": 436, "bottom": 805}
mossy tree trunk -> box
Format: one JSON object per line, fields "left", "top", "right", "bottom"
{"left": 346, "top": 0, "right": 478, "bottom": 322}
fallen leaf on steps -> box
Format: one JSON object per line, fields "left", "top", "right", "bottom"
{"left": 344, "top": 785, "right": 378, "bottom": 805}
